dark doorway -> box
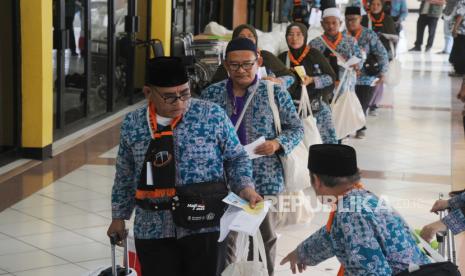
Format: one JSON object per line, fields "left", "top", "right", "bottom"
{"left": 0, "top": 0, "right": 21, "bottom": 166}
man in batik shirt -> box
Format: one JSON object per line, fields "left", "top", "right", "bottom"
{"left": 107, "top": 57, "right": 262, "bottom": 276}
{"left": 281, "top": 144, "right": 430, "bottom": 275}
{"left": 344, "top": 6, "right": 389, "bottom": 138}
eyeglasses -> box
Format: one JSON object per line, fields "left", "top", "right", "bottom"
{"left": 227, "top": 59, "right": 257, "bottom": 71}
{"left": 345, "top": 17, "right": 360, "bottom": 22}
{"left": 152, "top": 87, "right": 191, "bottom": 105}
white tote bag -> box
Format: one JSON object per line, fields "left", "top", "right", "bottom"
{"left": 266, "top": 81, "right": 311, "bottom": 192}
{"left": 298, "top": 85, "right": 323, "bottom": 147}
{"left": 221, "top": 231, "right": 268, "bottom": 276}
{"left": 330, "top": 70, "right": 366, "bottom": 139}
{"left": 274, "top": 84, "right": 316, "bottom": 229}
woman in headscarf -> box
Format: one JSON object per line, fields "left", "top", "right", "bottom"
{"left": 362, "top": 0, "right": 397, "bottom": 115}
{"left": 362, "top": 0, "right": 397, "bottom": 59}
{"left": 278, "top": 22, "right": 338, "bottom": 144}
{"left": 210, "top": 24, "right": 295, "bottom": 87}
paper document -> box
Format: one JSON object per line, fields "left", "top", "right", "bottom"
{"left": 345, "top": 56, "right": 361, "bottom": 67}
{"left": 243, "top": 136, "right": 266, "bottom": 160}
{"left": 258, "top": 67, "right": 268, "bottom": 79}
{"left": 294, "top": 66, "right": 307, "bottom": 81}
{"left": 218, "top": 200, "right": 271, "bottom": 242}
{"left": 223, "top": 192, "right": 264, "bottom": 215}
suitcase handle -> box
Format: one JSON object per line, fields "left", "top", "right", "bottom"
{"left": 109, "top": 230, "right": 130, "bottom": 276}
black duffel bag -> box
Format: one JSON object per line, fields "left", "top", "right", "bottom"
{"left": 172, "top": 181, "right": 228, "bottom": 230}
{"left": 396, "top": 261, "right": 461, "bottom": 276}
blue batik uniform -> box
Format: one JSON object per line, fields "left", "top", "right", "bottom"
{"left": 344, "top": 27, "right": 389, "bottom": 86}
{"left": 309, "top": 32, "right": 363, "bottom": 95}
{"left": 201, "top": 79, "right": 304, "bottom": 196}
{"left": 297, "top": 188, "right": 431, "bottom": 275}
{"left": 442, "top": 192, "right": 465, "bottom": 235}
{"left": 111, "top": 99, "right": 255, "bottom": 239}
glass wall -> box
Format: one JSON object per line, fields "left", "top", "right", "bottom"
{"left": 53, "top": 0, "right": 135, "bottom": 138}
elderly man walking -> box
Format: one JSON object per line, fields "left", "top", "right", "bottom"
{"left": 107, "top": 57, "right": 262, "bottom": 276}
{"left": 202, "top": 38, "right": 304, "bottom": 276}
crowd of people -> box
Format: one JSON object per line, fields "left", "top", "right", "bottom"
{"left": 106, "top": 1, "right": 465, "bottom": 276}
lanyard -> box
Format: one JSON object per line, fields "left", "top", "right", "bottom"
{"left": 147, "top": 102, "right": 182, "bottom": 139}
{"left": 369, "top": 12, "right": 385, "bottom": 27}
{"left": 322, "top": 32, "right": 343, "bottom": 51}
{"left": 288, "top": 46, "right": 311, "bottom": 66}
{"left": 351, "top": 28, "right": 363, "bottom": 41}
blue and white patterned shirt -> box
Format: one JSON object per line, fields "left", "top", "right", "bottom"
{"left": 297, "top": 188, "right": 430, "bottom": 275}
{"left": 111, "top": 99, "right": 255, "bottom": 239}
{"left": 201, "top": 79, "right": 304, "bottom": 196}
{"left": 442, "top": 192, "right": 465, "bottom": 235}
{"left": 456, "top": 0, "right": 465, "bottom": 35}
{"left": 309, "top": 33, "right": 363, "bottom": 94}
{"left": 344, "top": 27, "right": 389, "bottom": 86}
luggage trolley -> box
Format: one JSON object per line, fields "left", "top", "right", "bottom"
{"left": 436, "top": 193, "right": 457, "bottom": 265}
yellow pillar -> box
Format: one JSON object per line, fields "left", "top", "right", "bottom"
{"left": 151, "top": 0, "right": 171, "bottom": 56}
{"left": 20, "top": 0, "right": 53, "bottom": 159}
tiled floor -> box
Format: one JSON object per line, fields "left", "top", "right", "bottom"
{"left": 1, "top": 14, "right": 464, "bottom": 276}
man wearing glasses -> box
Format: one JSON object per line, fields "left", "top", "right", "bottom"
{"left": 201, "top": 38, "right": 304, "bottom": 275}
{"left": 107, "top": 56, "right": 262, "bottom": 276}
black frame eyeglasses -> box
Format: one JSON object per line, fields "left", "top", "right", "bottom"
{"left": 152, "top": 87, "right": 191, "bottom": 105}
{"left": 227, "top": 59, "right": 257, "bottom": 71}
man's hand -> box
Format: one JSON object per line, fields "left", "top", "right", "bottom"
{"left": 280, "top": 249, "right": 307, "bottom": 274}
{"left": 239, "top": 187, "right": 263, "bottom": 209}
{"left": 107, "top": 219, "right": 126, "bottom": 246}
{"left": 457, "top": 81, "right": 465, "bottom": 102}
{"left": 420, "top": 220, "right": 447, "bottom": 242}
{"left": 255, "top": 140, "right": 281, "bottom": 156}
{"left": 452, "top": 28, "right": 458, "bottom": 38}
{"left": 430, "top": 199, "right": 449, "bottom": 213}
{"left": 262, "top": 76, "right": 284, "bottom": 84}
{"left": 301, "top": 75, "right": 314, "bottom": 86}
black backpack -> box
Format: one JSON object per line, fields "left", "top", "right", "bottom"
{"left": 363, "top": 53, "right": 381, "bottom": 76}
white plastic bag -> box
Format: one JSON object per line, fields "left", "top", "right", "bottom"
{"left": 266, "top": 82, "right": 311, "bottom": 192}
{"left": 331, "top": 70, "right": 366, "bottom": 139}
{"left": 275, "top": 189, "right": 313, "bottom": 229}
{"left": 384, "top": 59, "right": 402, "bottom": 86}
{"left": 222, "top": 232, "right": 268, "bottom": 276}
{"left": 384, "top": 41, "right": 402, "bottom": 86}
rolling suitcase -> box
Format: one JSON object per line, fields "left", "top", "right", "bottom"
{"left": 84, "top": 232, "right": 137, "bottom": 276}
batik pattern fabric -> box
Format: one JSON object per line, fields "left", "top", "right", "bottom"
{"left": 201, "top": 79, "right": 304, "bottom": 195}
{"left": 297, "top": 188, "right": 431, "bottom": 275}
{"left": 315, "top": 103, "right": 338, "bottom": 144}
{"left": 344, "top": 27, "right": 389, "bottom": 86}
{"left": 391, "top": 0, "right": 409, "bottom": 21}
{"left": 443, "top": 191, "right": 465, "bottom": 235}
{"left": 456, "top": 0, "right": 465, "bottom": 36}
{"left": 309, "top": 33, "right": 363, "bottom": 96}
{"left": 111, "top": 99, "right": 255, "bottom": 239}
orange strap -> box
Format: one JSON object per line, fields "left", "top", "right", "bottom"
{"left": 352, "top": 28, "right": 363, "bottom": 41}
{"left": 148, "top": 102, "right": 182, "bottom": 139}
{"left": 325, "top": 182, "right": 365, "bottom": 276}
{"left": 369, "top": 12, "right": 385, "bottom": 27}
{"left": 135, "top": 188, "right": 176, "bottom": 200}
{"left": 288, "top": 46, "right": 311, "bottom": 66}
{"left": 322, "top": 32, "right": 343, "bottom": 51}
